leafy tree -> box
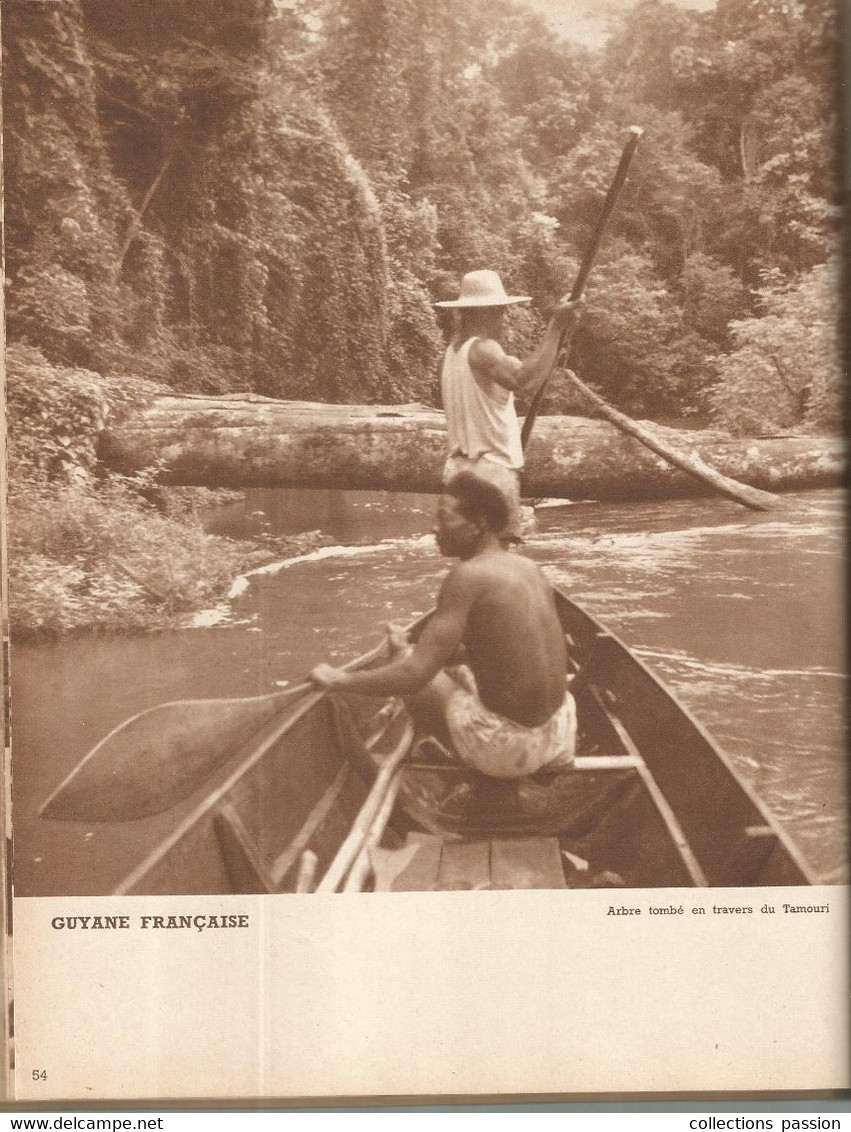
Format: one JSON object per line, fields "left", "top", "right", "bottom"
{"left": 600, "top": 0, "right": 839, "bottom": 286}
{"left": 3, "top": 0, "right": 132, "bottom": 367}
{"left": 316, "top": 0, "right": 412, "bottom": 178}
{"left": 678, "top": 253, "right": 749, "bottom": 348}
{"left": 710, "top": 260, "right": 842, "bottom": 434}
{"left": 566, "top": 247, "right": 680, "bottom": 413}
{"left": 487, "top": 9, "right": 598, "bottom": 166}
{"left": 548, "top": 104, "right": 725, "bottom": 282}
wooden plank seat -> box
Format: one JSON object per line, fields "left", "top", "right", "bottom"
{"left": 408, "top": 732, "right": 643, "bottom": 777}
{"left": 371, "top": 832, "right": 568, "bottom": 892}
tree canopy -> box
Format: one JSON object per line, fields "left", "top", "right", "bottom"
{"left": 3, "top": 0, "right": 841, "bottom": 430}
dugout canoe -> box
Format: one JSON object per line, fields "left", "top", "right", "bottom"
{"left": 70, "top": 587, "right": 816, "bottom": 895}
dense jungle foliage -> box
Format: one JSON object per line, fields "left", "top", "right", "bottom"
{"left": 3, "top": 0, "right": 842, "bottom": 633}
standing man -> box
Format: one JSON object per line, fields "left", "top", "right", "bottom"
{"left": 311, "top": 472, "right": 577, "bottom": 779}
{"left": 435, "top": 269, "right": 582, "bottom": 542}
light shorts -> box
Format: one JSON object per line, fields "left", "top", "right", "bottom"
{"left": 443, "top": 453, "right": 522, "bottom": 542}
{"left": 444, "top": 666, "right": 577, "bottom": 779}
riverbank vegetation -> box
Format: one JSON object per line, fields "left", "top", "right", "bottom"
{"left": 5, "top": 346, "right": 257, "bottom": 633}
{"left": 5, "top": 345, "right": 331, "bottom": 634}
{"left": 3, "top": 0, "right": 840, "bottom": 633}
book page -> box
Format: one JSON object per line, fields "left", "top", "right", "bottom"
{"left": 3, "top": 0, "right": 846, "bottom": 1104}
{"left": 10, "top": 888, "right": 850, "bottom": 1101}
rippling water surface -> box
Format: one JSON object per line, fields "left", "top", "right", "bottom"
{"left": 12, "top": 488, "right": 845, "bottom": 894}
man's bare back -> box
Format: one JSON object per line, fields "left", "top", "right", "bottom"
{"left": 448, "top": 550, "right": 568, "bottom": 727}
{"left": 311, "top": 477, "right": 574, "bottom": 773}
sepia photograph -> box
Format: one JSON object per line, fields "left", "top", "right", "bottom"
{"left": 1, "top": 0, "right": 847, "bottom": 1102}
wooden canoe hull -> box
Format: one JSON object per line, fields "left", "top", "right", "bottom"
{"left": 101, "top": 588, "right": 815, "bottom": 895}
{"left": 550, "top": 592, "right": 815, "bottom": 887}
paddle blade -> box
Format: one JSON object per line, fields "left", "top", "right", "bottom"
{"left": 40, "top": 690, "right": 303, "bottom": 823}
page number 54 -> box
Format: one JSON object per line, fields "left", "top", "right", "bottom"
{"left": 32, "top": 1069, "right": 47, "bottom": 1080}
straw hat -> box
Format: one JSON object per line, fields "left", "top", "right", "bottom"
{"left": 434, "top": 270, "right": 531, "bottom": 308}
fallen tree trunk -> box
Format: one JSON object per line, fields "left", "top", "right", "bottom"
{"left": 98, "top": 395, "right": 844, "bottom": 501}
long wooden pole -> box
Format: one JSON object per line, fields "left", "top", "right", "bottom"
{"left": 520, "top": 126, "right": 776, "bottom": 513}
{"left": 341, "top": 768, "right": 406, "bottom": 892}
{"left": 521, "top": 126, "right": 643, "bottom": 450}
{"left": 315, "top": 720, "right": 415, "bottom": 893}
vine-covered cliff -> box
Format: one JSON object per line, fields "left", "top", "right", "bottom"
{"left": 4, "top": 0, "right": 439, "bottom": 403}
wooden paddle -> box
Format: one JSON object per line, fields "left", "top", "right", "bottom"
{"left": 39, "top": 639, "right": 390, "bottom": 824}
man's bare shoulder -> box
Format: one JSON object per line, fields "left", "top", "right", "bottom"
{"left": 439, "top": 554, "right": 530, "bottom": 602}
{"left": 437, "top": 559, "right": 488, "bottom": 603}
{"left": 459, "top": 550, "right": 543, "bottom": 586}
{"left": 468, "top": 336, "right": 502, "bottom": 362}
{"left": 442, "top": 558, "right": 486, "bottom": 588}
{"left": 469, "top": 337, "right": 521, "bottom": 377}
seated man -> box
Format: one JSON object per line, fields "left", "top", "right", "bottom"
{"left": 311, "top": 472, "right": 576, "bottom": 778}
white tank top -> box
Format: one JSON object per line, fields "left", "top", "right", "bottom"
{"left": 441, "top": 338, "right": 524, "bottom": 470}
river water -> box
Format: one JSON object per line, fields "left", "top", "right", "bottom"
{"left": 11, "top": 488, "right": 846, "bottom": 895}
